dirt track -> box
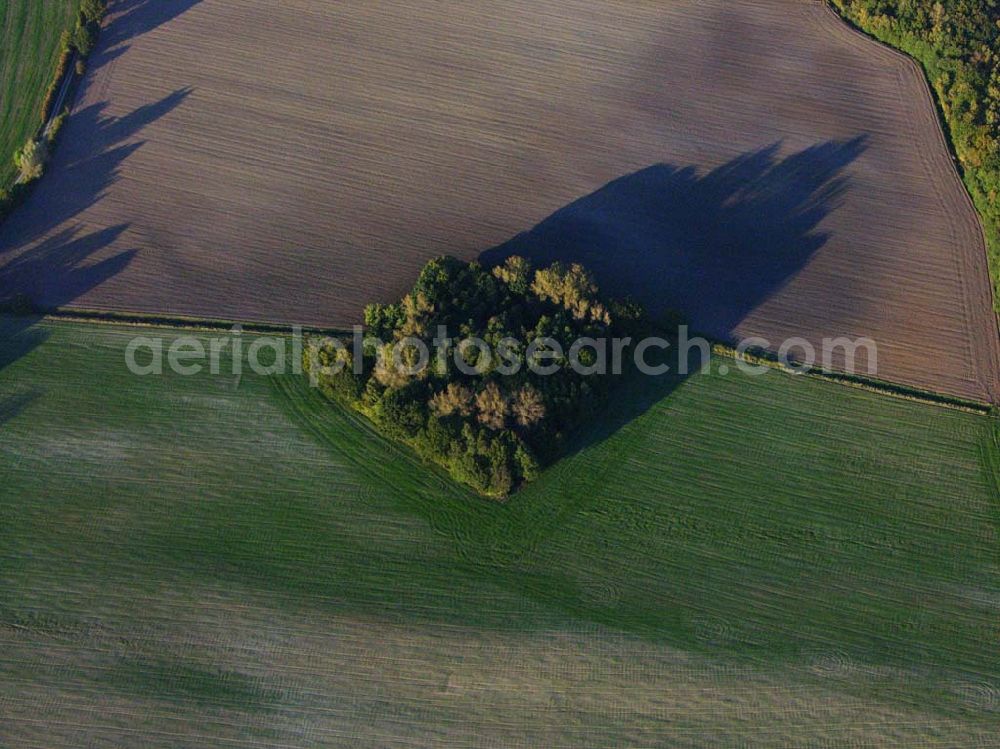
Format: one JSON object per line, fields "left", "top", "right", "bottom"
{"left": 1, "top": 0, "right": 997, "bottom": 401}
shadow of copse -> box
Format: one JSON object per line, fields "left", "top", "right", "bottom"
{"left": 481, "top": 137, "right": 867, "bottom": 334}
{"left": 557, "top": 342, "right": 704, "bottom": 463}
{"left": 479, "top": 137, "right": 867, "bottom": 461}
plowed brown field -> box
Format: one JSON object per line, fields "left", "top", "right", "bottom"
{"left": 1, "top": 0, "right": 997, "bottom": 401}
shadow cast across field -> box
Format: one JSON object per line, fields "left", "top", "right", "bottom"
{"left": 0, "top": 87, "right": 191, "bottom": 273}
{"left": 105, "top": 0, "right": 204, "bottom": 44}
{"left": 4, "top": 88, "right": 192, "bottom": 247}
{"left": 0, "top": 224, "right": 134, "bottom": 419}
{"left": 0, "top": 385, "right": 42, "bottom": 427}
{"left": 0, "top": 225, "right": 134, "bottom": 309}
{"left": 480, "top": 137, "right": 866, "bottom": 457}
{"left": 481, "top": 136, "right": 867, "bottom": 335}
{"left": 0, "top": 224, "right": 135, "bottom": 426}
{"left": 88, "top": 0, "right": 205, "bottom": 73}
{"left": 0, "top": 315, "right": 46, "bottom": 427}
{"left": 0, "top": 89, "right": 190, "bottom": 393}
{"left": 0, "top": 227, "right": 133, "bottom": 425}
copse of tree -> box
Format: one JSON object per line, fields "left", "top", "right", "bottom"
{"left": 305, "top": 255, "right": 647, "bottom": 497}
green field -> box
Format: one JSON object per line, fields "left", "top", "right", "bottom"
{"left": 1, "top": 318, "right": 998, "bottom": 746}
{"left": 0, "top": 0, "right": 76, "bottom": 188}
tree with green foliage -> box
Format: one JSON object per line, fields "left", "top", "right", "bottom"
{"left": 80, "top": 0, "right": 107, "bottom": 25}
{"left": 14, "top": 139, "right": 47, "bottom": 182}
{"left": 531, "top": 261, "right": 611, "bottom": 324}
{"left": 71, "top": 23, "right": 95, "bottom": 57}
{"left": 305, "top": 255, "right": 646, "bottom": 496}
{"left": 511, "top": 384, "right": 546, "bottom": 428}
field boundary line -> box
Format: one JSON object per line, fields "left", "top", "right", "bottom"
{"left": 822, "top": 0, "right": 1000, "bottom": 400}
{"left": 708, "top": 336, "right": 992, "bottom": 415}
{"left": 3, "top": 307, "right": 992, "bottom": 415}
{"left": 0, "top": 305, "right": 351, "bottom": 337}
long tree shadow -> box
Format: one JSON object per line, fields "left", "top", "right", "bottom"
{"left": 0, "top": 224, "right": 136, "bottom": 428}
{"left": 482, "top": 137, "right": 866, "bottom": 333}
{"left": 0, "top": 87, "right": 191, "bottom": 298}
{"left": 87, "top": 0, "right": 205, "bottom": 74}
{"left": 0, "top": 89, "right": 191, "bottom": 416}
{"left": 0, "top": 386, "right": 41, "bottom": 427}
{"left": 0, "top": 225, "right": 134, "bottom": 307}
{"left": 0, "top": 313, "right": 46, "bottom": 428}
{"left": 1, "top": 88, "right": 191, "bottom": 249}
{"left": 480, "top": 137, "right": 866, "bottom": 457}
{"left": 103, "top": 0, "right": 205, "bottom": 48}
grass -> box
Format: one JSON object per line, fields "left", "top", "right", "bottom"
{"left": 0, "top": 0, "right": 77, "bottom": 189}
{"left": 0, "top": 318, "right": 998, "bottom": 746}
